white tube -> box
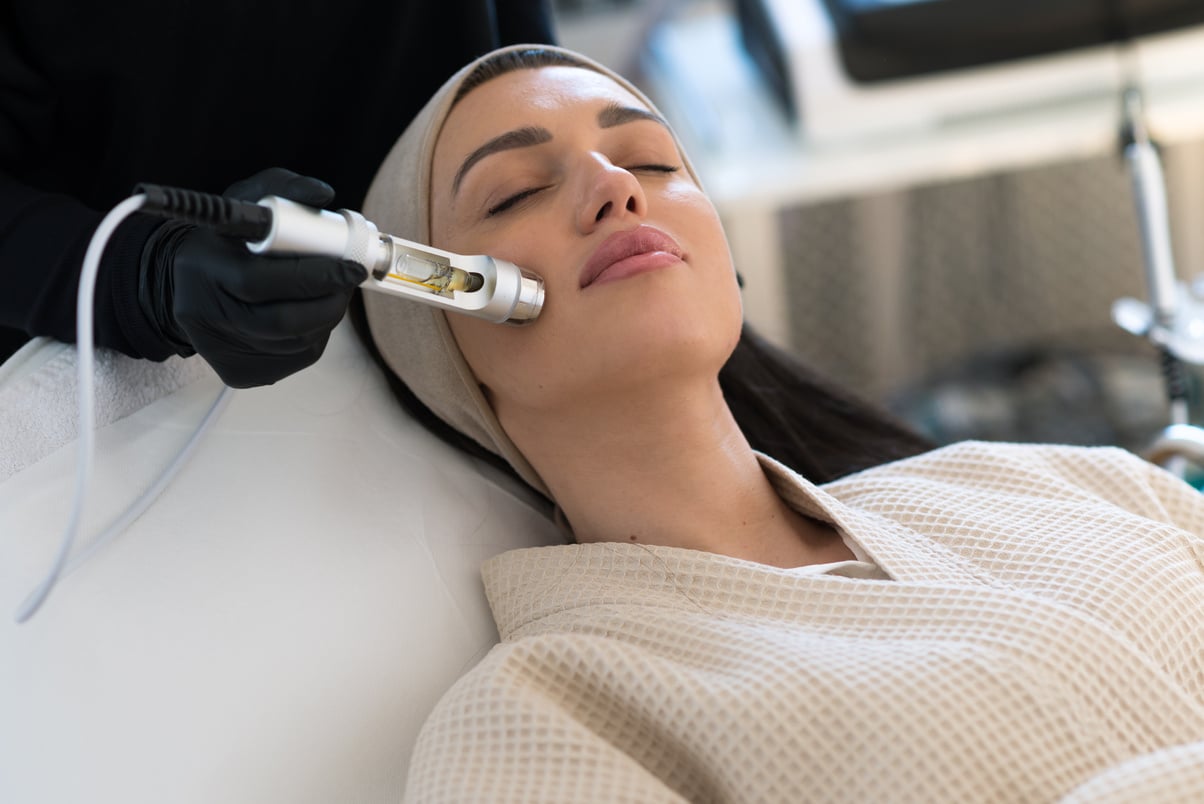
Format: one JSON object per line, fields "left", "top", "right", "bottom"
{"left": 15, "top": 195, "right": 145, "bottom": 622}
{"left": 1125, "top": 142, "right": 1179, "bottom": 321}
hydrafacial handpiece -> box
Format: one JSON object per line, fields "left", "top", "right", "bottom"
{"left": 136, "top": 185, "right": 545, "bottom": 324}
{"left": 247, "top": 196, "right": 544, "bottom": 323}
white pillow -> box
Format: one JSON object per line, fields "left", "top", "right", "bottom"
{"left": 0, "top": 319, "right": 562, "bottom": 803}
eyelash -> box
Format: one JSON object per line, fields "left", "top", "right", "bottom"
{"left": 488, "top": 186, "right": 548, "bottom": 217}
{"left": 486, "top": 164, "right": 681, "bottom": 217}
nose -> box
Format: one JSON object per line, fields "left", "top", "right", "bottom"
{"left": 576, "top": 152, "right": 648, "bottom": 233}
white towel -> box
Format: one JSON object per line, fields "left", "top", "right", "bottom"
{"left": 0, "top": 338, "right": 213, "bottom": 482}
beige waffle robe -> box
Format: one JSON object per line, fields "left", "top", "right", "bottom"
{"left": 404, "top": 441, "right": 1204, "bottom": 803}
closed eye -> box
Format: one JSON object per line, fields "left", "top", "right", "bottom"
{"left": 486, "top": 166, "right": 679, "bottom": 217}
{"left": 487, "top": 186, "right": 550, "bottom": 216}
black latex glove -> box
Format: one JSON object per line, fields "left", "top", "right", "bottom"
{"left": 138, "top": 168, "right": 367, "bottom": 388}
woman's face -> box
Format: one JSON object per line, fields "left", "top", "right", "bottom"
{"left": 429, "top": 65, "right": 742, "bottom": 422}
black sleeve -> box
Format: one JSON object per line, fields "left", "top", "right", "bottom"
{"left": 0, "top": 172, "right": 170, "bottom": 358}
{"left": 0, "top": 6, "right": 167, "bottom": 359}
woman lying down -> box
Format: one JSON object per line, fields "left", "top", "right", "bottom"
{"left": 358, "top": 44, "right": 1204, "bottom": 803}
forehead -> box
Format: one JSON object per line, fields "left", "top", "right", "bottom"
{"left": 436, "top": 66, "right": 651, "bottom": 159}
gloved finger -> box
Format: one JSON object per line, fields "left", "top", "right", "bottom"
{"left": 246, "top": 291, "right": 359, "bottom": 342}
{"left": 222, "top": 256, "right": 367, "bottom": 302}
{"left": 223, "top": 167, "right": 336, "bottom": 208}
{"left": 194, "top": 287, "right": 360, "bottom": 344}
{"left": 179, "top": 312, "right": 323, "bottom": 356}
{"left": 210, "top": 338, "right": 330, "bottom": 389}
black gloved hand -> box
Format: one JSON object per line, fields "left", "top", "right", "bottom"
{"left": 138, "top": 168, "right": 368, "bottom": 388}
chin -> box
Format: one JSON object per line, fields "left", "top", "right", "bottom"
{"left": 616, "top": 301, "right": 739, "bottom": 382}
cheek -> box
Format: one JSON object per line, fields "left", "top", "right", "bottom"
{"left": 446, "top": 310, "right": 564, "bottom": 412}
{"left": 662, "top": 189, "right": 742, "bottom": 312}
{"left": 674, "top": 195, "right": 745, "bottom": 356}
{"left": 446, "top": 314, "right": 516, "bottom": 390}
{"left": 658, "top": 183, "right": 729, "bottom": 260}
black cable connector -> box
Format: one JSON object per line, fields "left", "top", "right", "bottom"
{"left": 134, "top": 183, "right": 273, "bottom": 242}
{"left": 1159, "top": 346, "right": 1190, "bottom": 404}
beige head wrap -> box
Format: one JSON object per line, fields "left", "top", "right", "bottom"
{"left": 362, "top": 44, "right": 702, "bottom": 500}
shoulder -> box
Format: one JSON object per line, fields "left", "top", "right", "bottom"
{"left": 828, "top": 440, "right": 1202, "bottom": 527}
{"left": 832, "top": 439, "right": 1142, "bottom": 486}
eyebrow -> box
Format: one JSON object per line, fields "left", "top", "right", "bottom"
{"left": 452, "top": 126, "right": 552, "bottom": 197}
{"left": 451, "top": 103, "right": 669, "bottom": 197}
{"left": 597, "top": 102, "right": 667, "bottom": 130}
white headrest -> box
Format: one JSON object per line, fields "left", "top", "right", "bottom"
{"left": 0, "top": 319, "right": 561, "bottom": 802}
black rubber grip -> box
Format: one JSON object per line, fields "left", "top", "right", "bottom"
{"left": 134, "top": 183, "right": 273, "bottom": 242}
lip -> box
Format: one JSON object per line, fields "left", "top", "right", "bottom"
{"left": 580, "top": 225, "right": 685, "bottom": 289}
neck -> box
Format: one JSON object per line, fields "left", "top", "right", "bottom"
{"left": 501, "top": 379, "right": 852, "bottom": 568}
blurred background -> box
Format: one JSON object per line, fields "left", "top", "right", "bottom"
{"left": 551, "top": 0, "right": 1204, "bottom": 459}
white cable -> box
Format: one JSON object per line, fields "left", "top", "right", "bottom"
{"left": 63, "top": 384, "right": 232, "bottom": 577}
{"left": 14, "top": 195, "right": 231, "bottom": 623}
